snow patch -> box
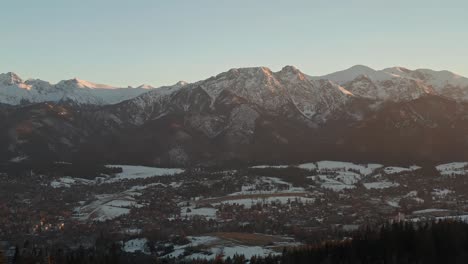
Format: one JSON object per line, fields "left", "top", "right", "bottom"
{"left": 105, "top": 165, "right": 184, "bottom": 182}
{"left": 363, "top": 181, "right": 400, "bottom": 189}
{"left": 123, "top": 238, "right": 150, "bottom": 254}
{"left": 436, "top": 162, "right": 468, "bottom": 176}
{"left": 383, "top": 166, "right": 420, "bottom": 174}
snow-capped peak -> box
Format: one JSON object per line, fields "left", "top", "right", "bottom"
{"left": 58, "top": 78, "right": 117, "bottom": 89}
{"left": 224, "top": 67, "right": 275, "bottom": 80}
{"left": 310, "top": 65, "right": 392, "bottom": 84}
{"left": 0, "top": 72, "right": 150, "bottom": 105}
{"left": 308, "top": 65, "right": 468, "bottom": 101}
{"left": 0, "top": 72, "right": 23, "bottom": 86}
{"left": 1, "top": 65, "right": 468, "bottom": 107}
{"left": 280, "top": 65, "right": 300, "bottom": 73}
{"left": 118, "top": 65, "right": 354, "bottom": 126}
{"left": 175, "top": 81, "right": 189, "bottom": 87}
{"left": 136, "top": 84, "right": 155, "bottom": 89}
{"left": 278, "top": 65, "right": 306, "bottom": 80}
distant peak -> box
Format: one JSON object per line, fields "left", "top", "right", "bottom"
{"left": 137, "top": 84, "right": 155, "bottom": 89}
{"left": 277, "top": 65, "right": 307, "bottom": 82}
{"left": 0, "top": 72, "right": 23, "bottom": 85}
{"left": 5, "top": 72, "right": 21, "bottom": 77}
{"left": 25, "top": 78, "right": 51, "bottom": 85}
{"left": 58, "top": 78, "right": 116, "bottom": 89}
{"left": 416, "top": 68, "right": 460, "bottom": 76}
{"left": 227, "top": 66, "right": 273, "bottom": 76}
{"left": 175, "top": 80, "right": 188, "bottom": 87}
{"left": 310, "top": 65, "right": 380, "bottom": 84}
{"left": 280, "top": 65, "right": 300, "bottom": 73}
{"left": 347, "top": 65, "right": 376, "bottom": 72}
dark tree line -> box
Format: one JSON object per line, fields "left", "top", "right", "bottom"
{"left": 5, "top": 220, "right": 468, "bottom": 263}
{"left": 281, "top": 220, "right": 468, "bottom": 264}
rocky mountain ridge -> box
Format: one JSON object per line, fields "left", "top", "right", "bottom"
{"left": 1, "top": 65, "right": 468, "bottom": 167}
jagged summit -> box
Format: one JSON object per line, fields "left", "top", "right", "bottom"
{"left": 0, "top": 72, "right": 23, "bottom": 86}
{"left": 224, "top": 65, "right": 302, "bottom": 77}
{"left": 1, "top": 65, "right": 468, "bottom": 106}
{"left": 280, "top": 65, "right": 299, "bottom": 72}
{"left": 278, "top": 65, "right": 302, "bottom": 75}
{"left": 224, "top": 66, "right": 274, "bottom": 79}
{"left": 277, "top": 65, "right": 307, "bottom": 83}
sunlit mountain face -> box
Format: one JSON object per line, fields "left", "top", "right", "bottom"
{"left": 1, "top": 65, "right": 468, "bottom": 167}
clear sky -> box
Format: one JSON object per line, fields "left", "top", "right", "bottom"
{"left": 1, "top": 0, "right": 467, "bottom": 87}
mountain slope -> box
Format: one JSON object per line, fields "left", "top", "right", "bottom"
{"left": 2, "top": 65, "right": 468, "bottom": 166}
{"left": 108, "top": 66, "right": 354, "bottom": 127}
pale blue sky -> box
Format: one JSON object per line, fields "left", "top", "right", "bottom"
{"left": 1, "top": 0, "right": 467, "bottom": 87}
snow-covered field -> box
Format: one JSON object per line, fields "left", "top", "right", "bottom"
{"left": 9, "top": 155, "right": 28, "bottom": 163}
{"left": 50, "top": 177, "right": 94, "bottom": 188}
{"left": 309, "top": 175, "right": 356, "bottom": 191}
{"left": 213, "top": 195, "right": 315, "bottom": 209}
{"left": 196, "top": 245, "right": 277, "bottom": 260}
{"left": 432, "top": 188, "right": 453, "bottom": 198}
{"left": 316, "top": 161, "right": 383, "bottom": 176}
{"left": 410, "top": 214, "right": 468, "bottom": 223}
{"left": 229, "top": 177, "right": 305, "bottom": 196}
{"left": 122, "top": 238, "right": 150, "bottom": 254}
{"left": 105, "top": 165, "right": 184, "bottom": 182}
{"left": 250, "top": 165, "right": 289, "bottom": 169}
{"left": 413, "top": 208, "right": 450, "bottom": 214}
{"left": 386, "top": 199, "right": 400, "bottom": 208}
{"left": 383, "top": 166, "right": 420, "bottom": 174}
{"left": 309, "top": 170, "right": 365, "bottom": 192}
{"left": 74, "top": 190, "right": 144, "bottom": 222}
{"left": 298, "top": 161, "right": 387, "bottom": 192}
{"left": 363, "top": 181, "right": 400, "bottom": 190}
{"left": 58, "top": 165, "right": 185, "bottom": 222}
{"left": 50, "top": 165, "right": 184, "bottom": 188}
{"left": 297, "top": 162, "right": 318, "bottom": 170}
{"left": 180, "top": 205, "right": 218, "bottom": 220}
{"left": 164, "top": 235, "right": 284, "bottom": 260}
{"left": 298, "top": 161, "right": 383, "bottom": 175}
{"left": 436, "top": 162, "right": 468, "bottom": 176}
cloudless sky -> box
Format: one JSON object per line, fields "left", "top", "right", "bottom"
{"left": 1, "top": 0, "right": 467, "bottom": 87}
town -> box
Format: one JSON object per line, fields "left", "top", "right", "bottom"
{"left": 1, "top": 161, "right": 468, "bottom": 262}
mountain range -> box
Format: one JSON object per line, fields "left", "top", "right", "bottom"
{"left": 0, "top": 72, "right": 157, "bottom": 105}
{"left": 1, "top": 65, "right": 468, "bottom": 167}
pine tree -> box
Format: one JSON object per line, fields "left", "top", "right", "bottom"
{"left": 0, "top": 250, "right": 5, "bottom": 264}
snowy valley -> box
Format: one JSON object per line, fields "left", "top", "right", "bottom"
{"left": 3, "top": 161, "right": 468, "bottom": 261}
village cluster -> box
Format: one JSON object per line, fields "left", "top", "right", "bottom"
{"left": 2, "top": 161, "right": 468, "bottom": 261}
